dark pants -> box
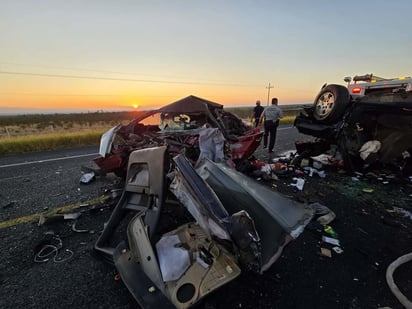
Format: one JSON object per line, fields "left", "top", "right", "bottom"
{"left": 263, "top": 120, "right": 279, "bottom": 151}
{"left": 254, "top": 117, "right": 260, "bottom": 128}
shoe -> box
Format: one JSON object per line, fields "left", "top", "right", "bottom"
{"left": 263, "top": 145, "right": 267, "bottom": 149}
{"left": 268, "top": 150, "right": 274, "bottom": 153}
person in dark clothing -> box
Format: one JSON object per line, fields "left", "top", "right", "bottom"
{"left": 259, "top": 97, "right": 283, "bottom": 153}
{"left": 252, "top": 100, "right": 264, "bottom": 128}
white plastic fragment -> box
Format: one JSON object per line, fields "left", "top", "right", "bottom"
{"left": 291, "top": 177, "right": 305, "bottom": 190}
{"left": 322, "top": 236, "right": 340, "bottom": 246}
{"left": 80, "top": 172, "right": 95, "bottom": 184}
{"left": 359, "top": 140, "right": 381, "bottom": 160}
{"left": 332, "top": 246, "right": 343, "bottom": 254}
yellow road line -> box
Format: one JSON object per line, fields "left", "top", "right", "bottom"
{"left": 0, "top": 195, "right": 109, "bottom": 230}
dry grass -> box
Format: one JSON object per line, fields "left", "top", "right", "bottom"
{"left": 0, "top": 130, "right": 103, "bottom": 155}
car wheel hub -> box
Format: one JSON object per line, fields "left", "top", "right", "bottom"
{"left": 315, "top": 91, "right": 335, "bottom": 118}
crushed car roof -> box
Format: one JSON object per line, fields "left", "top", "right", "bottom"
{"left": 158, "top": 95, "right": 223, "bottom": 113}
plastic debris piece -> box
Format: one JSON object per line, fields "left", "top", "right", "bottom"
{"left": 313, "top": 161, "right": 323, "bottom": 169}
{"left": 304, "top": 167, "right": 314, "bottom": 177}
{"left": 320, "top": 248, "right": 332, "bottom": 258}
{"left": 362, "top": 188, "right": 374, "bottom": 193}
{"left": 33, "top": 234, "right": 70, "bottom": 263}
{"left": 311, "top": 154, "right": 333, "bottom": 165}
{"left": 80, "top": 172, "right": 95, "bottom": 184}
{"left": 148, "top": 286, "right": 156, "bottom": 293}
{"left": 332, "top": 246, "right": 344, "bottom": 254}
{"left": 64, "top": 213, "right": 82, "bottom": 220}
{"left": 393, "top": 207, "right": 412, "bottom": 220}
{"left": 322, "top": 236, "right": 340, "bottom": 246}
{"left": 359, "top": 140, "right": 381, "bottom": 160}
{"left": 300, "top": 158, "right": 309, "bottom": 167}
{"left": 291, "top": 177, "right": 305, "bottom": 191}
{"left": 54, "top": 249, "right": 74, "bottom": 263}
{"left": 303, "top": 167, "right": 326, "bottom": 178}
{"left": 38, "top": 212, "right": 81, "bottom": 226}
{"left": 34, "top": 245, "right": 59, "bottom": 263}
{"left": 317, "top": 212, "right": 336, "bottom": 225}
{"left": 311, "top": 203, "right": 336, "bottom": 225}
{"left": 111, "top": 189, "right": 123, "bottom": 199}
{"left": 324, "top": 225, "right": 339, "bottom": 238}
{"left": 72, "top": 222, "right": 89, "bottom": 233}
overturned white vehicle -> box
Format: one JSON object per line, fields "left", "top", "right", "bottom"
{"left": 294, "top": 74, "right": 412, "bottom": 175}
{"left": 95, "top": 146, "right": 315, "bottom": 308}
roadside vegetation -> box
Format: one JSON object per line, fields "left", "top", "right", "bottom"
{"left": 0, "top": 107, "right": 300, "bottom": 156}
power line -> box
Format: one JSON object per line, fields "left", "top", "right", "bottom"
{"left": 0, "top": 61, "right": 245, "bottom": 82}
{"left": 0, "top": 70, "right": 258, "bottom": 87}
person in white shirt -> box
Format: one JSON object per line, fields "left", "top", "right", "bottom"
{"left": 259, "top": 97, "right": 283, "bottom": 153}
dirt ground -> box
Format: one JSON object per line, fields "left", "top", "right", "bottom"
{"left": 1, "top": 146, "right": 411, "bottom": 309}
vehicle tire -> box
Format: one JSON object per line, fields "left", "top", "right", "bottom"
{"left": 313, "top": 84, "right": 350, "bottom": 123}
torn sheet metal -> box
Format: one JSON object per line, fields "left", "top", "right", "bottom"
{"left": 96, "top": 146, "right": 316, "bottom": 308}
{"left": 99, "top": 124, "right": 121, "bottom": 157}
{"left": 170, "top": 155, "right": 231, "bottom": 241}
{"left": 195, "top": 159, "right": 314, "bottom": 272}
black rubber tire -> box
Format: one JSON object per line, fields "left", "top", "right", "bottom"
{"left": 313, "top": 84, "right": 350, "bottom": 123}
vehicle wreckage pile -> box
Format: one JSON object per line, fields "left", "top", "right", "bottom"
{"left": 83, "top": 82, "right": 411, "bottom": 308}
{"left": 87, "top": 95, "right": 336, "bottom": 308}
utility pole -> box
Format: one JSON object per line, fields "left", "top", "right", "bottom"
{"left": 266, "top": 83, "right": 274, "bottom": 106}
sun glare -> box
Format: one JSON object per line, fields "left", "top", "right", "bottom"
{"left": 133, "top": 103, "right": 139, "bottom": 109}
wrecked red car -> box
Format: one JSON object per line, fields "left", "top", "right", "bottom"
{"left": 94, "top": 95, "right": 263, "bottom": 176}
{"left": 294, "top": 74, "right": 412, "bottom": 175}
{"left": 94, "top": 146, "right": 316, "bottom": 308}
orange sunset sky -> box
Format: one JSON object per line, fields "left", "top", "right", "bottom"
{"left": 1, "top": 0, "right": 411, "bottom": 114}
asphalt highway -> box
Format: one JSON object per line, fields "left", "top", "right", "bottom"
{"left": 0, "top": 126, "right": 304, "bottom": 224}
{"left": 1, "top": 125, "right": 411, "bottom": 309}
{"left": 0, "top": 125, "right": 312, "bottom": 309}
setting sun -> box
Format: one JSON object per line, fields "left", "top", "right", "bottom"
{"left": 133, "top": 103, "right": 139, "bottom": 109}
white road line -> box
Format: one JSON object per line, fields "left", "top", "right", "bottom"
{"left": 0, "top": 153, "right": 98, "bottom": 168}
{"left": 278, "top": 126, "right": 293, "bottom": 131}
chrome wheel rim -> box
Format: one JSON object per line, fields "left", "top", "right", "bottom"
{"left": 315, "top": 91, "right": 335, "bottom": 119}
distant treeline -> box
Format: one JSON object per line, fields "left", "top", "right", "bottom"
{"left": 0, "top": 111, "right": 144, "bottom": 127}
{"left": 0, "top": 104, "right": 304, "bottom": 127}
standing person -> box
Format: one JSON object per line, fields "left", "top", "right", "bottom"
{"left": 259, "top": 97, "right": 283, "bottom": 153}
{"left": 252, "top": 100, "right": 264, "bottom": 128}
